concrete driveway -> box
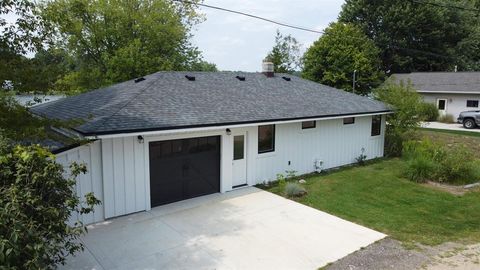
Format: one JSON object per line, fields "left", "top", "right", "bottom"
{"left": 422, "top": 121, "right": 480, "bottom": 133}
{"left": 62, "top": 187, "right": 385, "bottom": 270}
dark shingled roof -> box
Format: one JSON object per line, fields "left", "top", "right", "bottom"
{"left": 30, "top": 71, "right": 390, "bottom": 136}
{"left": 391, "top": 72, "right": 480, "bottom": 94}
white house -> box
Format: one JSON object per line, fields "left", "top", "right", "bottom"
{"left": 391, "top": 72, "right": 480, "bottom": 119}
{"left": 31, "top": 64, "right": 391, "bottom": 225}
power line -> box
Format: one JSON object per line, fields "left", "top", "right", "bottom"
{"left": 172, "top": 0, "right": 324, "bottom": 34}
{"left": 409, "top": 0, "right": 480, "bottom": 12}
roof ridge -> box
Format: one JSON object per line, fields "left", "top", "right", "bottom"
{"left": 88, "top": 75, "right": 162, "bottom": 132}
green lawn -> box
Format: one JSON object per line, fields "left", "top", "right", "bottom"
{"left": 263, "top": 159, "right": 480, "bottom": 246}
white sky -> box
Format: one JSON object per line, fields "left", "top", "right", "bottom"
{"left": 1, "top": 0, "right": 346, "bottom": 71}
{"left": 192, "top": 0, "right": 345, "bottom": 71}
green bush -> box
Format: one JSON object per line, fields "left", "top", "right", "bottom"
{"left": 284, "top": 183, "right": 307, "bottom": 197}
{"left": 420, "top": 102, "right": 439, "bottom": 121}
{"left": 403, "top": 139, "right": 479, "bottom": 184}
{"left": 438, "top": 114, "right": 455, "bottom": 123}
{"left": 404, "top": 156, "right": 437, "bottom": 183}
{"left": 0, "top": 140, "right": 101, "bottom": 268}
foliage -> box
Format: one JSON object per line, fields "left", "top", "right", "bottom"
{"left": 265, "top": 30, "right": 302, "bottom": 74}
{"left": 0, "top": 138, "right": 101, "bottom": 268}
{"left": 285, "top": 170, "right": 297, "bottom": 179}
{"left": 438, "top": 114, "right": 455, "bottom": 124}
{"left": 284, "top": 183, "right": 307, "bottom": 198}
{"left": 420, "top": 102, "right": 440, "bottom": 122}
{"left": 374, "top": 81, "right": 428, "bottom": 156}
{"left": 403, "top": 139, "right": 479, "bottom": 184}
{"left": 355, "top": 148, "right": 367, "bottom": 166}
{"left": 339, "top": 0, "right": 476, "bottom": 73}
{"left": 276, "top": 173, "right": 286, "bottom": 186}
{"left": 264, "top": 158, "right": 480, "bottom": 246}
{"left": 302, "top": 22, "right": 383, "bottom": 95}
{"left": 35, "top": 0, "right": 214, "bottom": 93}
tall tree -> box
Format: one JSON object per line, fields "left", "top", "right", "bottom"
{"left": 302, "top": 22, "right": 383, "bottom": 95}
{"left": 41, "top": 0, "right": 212, "bottom": 92}
{"left": 265, "top": 30, "right": 302, "bottom": 74}
{"left": 339, "top": 0, "right": 473, "bottom": 73}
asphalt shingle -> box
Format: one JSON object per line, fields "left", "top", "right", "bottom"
{"left": 30, "top": 71, "right": 390, "bottom": 136}
{"left": 390, "top": 72, "right": 480, "bottom": 93}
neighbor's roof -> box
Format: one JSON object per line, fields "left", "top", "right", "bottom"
{"left": 30, "top": 71, "right": 390, "bottom": 136}
{"left": 390, "top": 72, "right": 480, "bottom": 94}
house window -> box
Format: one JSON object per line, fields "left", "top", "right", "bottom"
{"left": 467, "top": 100, "right": 479, "bottom": 108}
{"left": 302, "top": 121, "right": 316, "bottom": 129}
{"left": 258, "top": 125, "right": 275, "bottom": 153}
{"left": 343, "top": 117, "right": 355, "bottom": 125}
{"left": 371, "top": 115, "right": 382, "bottom": 136}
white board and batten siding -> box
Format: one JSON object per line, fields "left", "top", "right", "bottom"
{"left": 55, "top": 141, "right": 104, "bottom": 225}
{"left": 56, "top": 114, "right": 386, "bottom": 224}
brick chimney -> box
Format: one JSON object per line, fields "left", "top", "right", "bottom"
{"left": 262, "top": 61, "right": 274, "bottom": 77}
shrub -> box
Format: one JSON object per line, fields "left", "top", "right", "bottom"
{"left": 438, "top": 114, "right": 455, "bottom": 124}
{"left": 404, "top": 156, "right": 437, "bottom": 183}
{"left": 276, "top": 173, "right": 286, "bottom": 186}
{"left": 284, "top": 183, "right": 307, "bottom": 197}
{"left": 403, "top": 139, "right": 480, "bottom": 184}
{"left": 420, "top": 102, "right": 439, "bottom": 121}
{"left": 0, "top": 140, "right": 101, "bottom": 268}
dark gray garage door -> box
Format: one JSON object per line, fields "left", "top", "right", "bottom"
{"left": 149, "top": 136, "right": 220, "bottom": 207}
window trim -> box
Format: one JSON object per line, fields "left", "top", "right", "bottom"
{"left": 466, "top": 100, "right": 479, "bottom": 108}
{"left": 258, "top": 125, "right": 275, "bottom": 154}
{"left": 371, "top": 115, "right": 382, "bottom": 137}
{"left": 343, "top": 117, "right": 355, "bottom": 125}
{"left": 301, "top": 120, "right": 316, "bottom": 129}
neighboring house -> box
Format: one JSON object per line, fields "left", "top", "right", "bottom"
{"left": 30, "top": 63, "right": 391, "bottom": 224}
{"left": 391, "top": 72, "right": 480, "bottom": 119}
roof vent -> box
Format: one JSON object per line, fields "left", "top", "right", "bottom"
{"left": 134, "top": 77, "right": 145, "bottom": 83}
{"left": 262, "top": 61, "right": 275, "bottom": 77}
{"left": 282, "top": 76, "right": 291, "bottom": 81}
{"left": 185, "top": 75, "right": 196, "bottom": 81}
{"left": 236, "top": 75, "right": 246, "bottom": 81}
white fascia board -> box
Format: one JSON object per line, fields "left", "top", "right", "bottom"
{"left": 418, "top": 91, "right": 480, "bottom": 94}
{"left": 87, "top": 111, "right": 393, "bottom": 140}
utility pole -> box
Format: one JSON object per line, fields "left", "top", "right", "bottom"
{"left": 352, "top": 70, "right": 357, "bottom": 94}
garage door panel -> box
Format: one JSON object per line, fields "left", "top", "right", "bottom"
{"left": 149, "top": 136, "right": 220, "bottom": 207}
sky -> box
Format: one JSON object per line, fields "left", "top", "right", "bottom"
{"left": 191, "top": 0, "right": 345, "bottom": 72}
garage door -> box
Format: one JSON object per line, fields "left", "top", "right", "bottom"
{"left": 149, "top": 136, "right": 220, "bottom": 207}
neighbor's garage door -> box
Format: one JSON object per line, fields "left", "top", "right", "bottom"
{"left": 149, "top": 136, "right": 220, "bottom": 207}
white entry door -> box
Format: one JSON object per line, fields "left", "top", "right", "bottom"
{"left": 232, "top": 133, "right": 247, "bottom": 188}
{"left": 437, "top": 99, "right": 447, "bottom": 116}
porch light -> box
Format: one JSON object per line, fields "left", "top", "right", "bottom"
{"left": 226, "top": 129, "right": 232, "bottom": 135}
{"left": 137, "top": 135, "right": 144, "bottom": 144}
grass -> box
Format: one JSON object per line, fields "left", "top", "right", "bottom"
{"left": 419, "top": 129, "right": 480, "bottom": 159}
{"left": 263, "top": 159, "right": 480, "bottom": 246}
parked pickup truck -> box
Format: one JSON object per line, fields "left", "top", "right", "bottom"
{"left": 457, "top": 111, "right": 480, "bottom": 129}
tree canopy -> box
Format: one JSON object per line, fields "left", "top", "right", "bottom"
{"left": 339, "top": 0, "right": 478, "bottom": 73}
{"left": 265, "top": 30, "right": 302, "bottom": 74}
{"left": 302, "top": 22, "right": 383, "bottom": 95}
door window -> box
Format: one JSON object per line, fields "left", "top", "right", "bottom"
{"left": 234, "top": 135, "right": 245, "bottom": 160}
{"left": 438, "top": 100, "right": 446, "bottom": 110}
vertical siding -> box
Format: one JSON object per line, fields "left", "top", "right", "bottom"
{"left": 421, "top": 93, "right": 480, "bottom": 119}
{"left": 56, "top": 140, "right": 104, "bottom": 225}
{"left": 253, "top": 116, "right": 385, "bottom": 183}
{"left": 102, "top": 136, "right": 147, "bottom": 219}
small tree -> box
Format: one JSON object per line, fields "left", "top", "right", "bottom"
{"left": 374, "top": 81, "right": 428, "bottom": 156}
{"left": 302, "top": 22, "right": 384, "bottom": 95}
{"left": 0, "top": 139, "right": 100, "bottom": 269}
{"left": 265, "top": 30, "right": 302, "bottom": 74}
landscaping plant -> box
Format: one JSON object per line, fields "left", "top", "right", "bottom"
{"left": 284, "top": 183, "right": 307, "bottom": 198}
{"left": 0, "top": 138, "right": 101, "bottom": 269}
{"left": 420, "top": 102, "right": 440, "bottom": 122}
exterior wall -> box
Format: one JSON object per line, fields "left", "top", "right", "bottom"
{"left": 421, "top": 93, "right": 480, "bottom": 119}
{"left": 56, "top": 115, "right": 386, "bottom": 224}
{"left": 252, "top": 115, "right": 385, "bottom": 183}
{"left": 56, "top": 140, "right": 104, "bottom": 225}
